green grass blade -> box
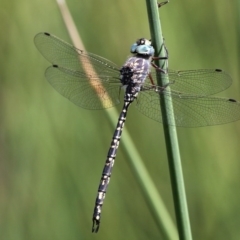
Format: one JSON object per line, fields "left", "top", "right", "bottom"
{"left": 145, "top": 1, "right": 193, "bottom": 240}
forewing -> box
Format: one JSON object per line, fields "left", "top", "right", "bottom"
{"left": 34, "top": 32, "right": 120, "bottom": 76}
{"left": 146, "top": 69, "right": 232, "bottom": 96}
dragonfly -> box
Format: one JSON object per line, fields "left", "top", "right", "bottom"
{"left": 34, "top": 32, "right": 240, "bottom": 233}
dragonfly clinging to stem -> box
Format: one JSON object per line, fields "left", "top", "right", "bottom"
{"left": 34, "top": 28, "right": 240, "bottom": 232}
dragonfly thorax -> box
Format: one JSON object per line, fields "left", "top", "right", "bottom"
{"left": 120, "top": 55, "right": 152, "bottom": 102}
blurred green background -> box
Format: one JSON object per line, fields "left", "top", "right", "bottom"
{"left": 1, "top": 0, "right": 240, "bottom": 239}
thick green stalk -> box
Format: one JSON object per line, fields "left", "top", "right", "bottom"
{"left": 145, "top": 1, "right": 193, "bottom": 240}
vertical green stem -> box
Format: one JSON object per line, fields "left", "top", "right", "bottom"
{"left": 145, "top": 1, "right": 193, "bottom": 240}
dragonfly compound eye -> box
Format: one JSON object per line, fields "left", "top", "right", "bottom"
{"left": 130, "top": 39, "right": 154, "bottom": 56}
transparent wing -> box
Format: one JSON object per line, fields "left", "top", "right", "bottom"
{"left": 46, "top": 66, "right": 121, "bottom": 109}
{"left": 137, "top": 85, "right": 240, "bottom": 127}
{"left": 146, "top": 69, "right": 232, "bottom": 96}
{"left": 34, "top": 32, "right": 121, "bottom": 109}
{"left": 35, "top": 32, "right": 239, "bottom": 126}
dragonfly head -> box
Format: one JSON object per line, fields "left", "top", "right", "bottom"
{"left": 130, "top": 38, "right": 155, "bottom": 57}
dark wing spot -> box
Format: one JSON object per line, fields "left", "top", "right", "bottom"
{"left": 53, "top": 64, "right": 58, "bottom": 68}
{"left": 228, "top": 98, "right": 237, "bottom": 102}
{"left": 215, "top": 69, "right": 222, "bottom": 72}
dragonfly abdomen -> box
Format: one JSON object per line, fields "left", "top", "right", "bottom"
{"left": 92, "top": 47, "right": 154, "bottom": 232}
{"left": 92, "top": 101, "right": 131, "bottom": 232}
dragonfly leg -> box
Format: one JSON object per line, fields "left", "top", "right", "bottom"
{"left": 148, "top": 73, "right": 155, "bottom": 85}
{"left": 151, "top": 62, "right": 167, "bottom": 74}
{"left": 162, "top": 81, "right": 173, "bottom": 89}
{"left": 151, "top": 40, "right": 169, "bottom": 73}
{"left": 158, "top": 1, "right": 169, "bottom": 8}
{"left": 152, "top": 38, "right": 169, "bottom": 61}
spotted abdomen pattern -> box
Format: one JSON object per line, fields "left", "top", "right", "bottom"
{"left": 92, "top": 56, "right": 152, "bottom": 232}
